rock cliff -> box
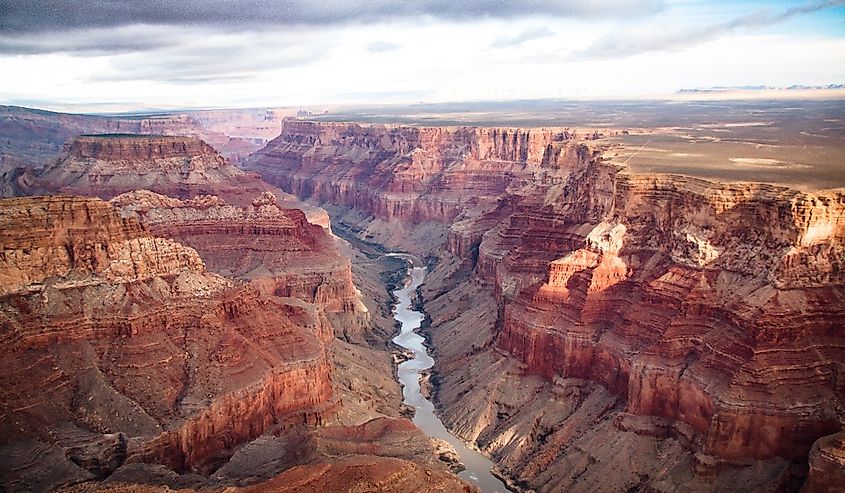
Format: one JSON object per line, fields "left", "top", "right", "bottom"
{"left": 250, "top": 120, "right": 845, "bottom": 492}
{"left": 15, "top": 133, "right": 364, "bottom": 326}
{"left": 0, "top": 196, "right": 336, "bottom": 489}
{"left": 1, "top": 131, "right": 470, "bottom": 490}
{"left": 109, "top": 190, "right": 365, "bottom": 318}
{"left": 245, "top": 120, "right": 595, "bottom": 225}
{"left": 493, "top": 162, "right": 845, "bottom": 462}
{"left": 28, "top": 135, "right": 251, "bottom": 201}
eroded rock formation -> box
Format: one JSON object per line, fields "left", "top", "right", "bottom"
{"left": 252, "top": 120, "right": 845, "bottom": 492}
{"left": 108, "top": 190, "right": 364, "bottom": 318}
{"left": 1, "top": 128, "right": 474, "bottom": 491}
{"left": 245, "top": 120, "right": 596, "bottom": 225}
{"left": 0, "top": 196, "right": 336, "bottom": 489}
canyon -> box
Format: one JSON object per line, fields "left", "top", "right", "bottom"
{"left": 0, "top": 110, "right": 842, "bottom": 493}
{"left": 245, "top": 119, "right": 845, "bottom": 492}
{"left": 0, "top": 133, "right": 475, "bottom": 492}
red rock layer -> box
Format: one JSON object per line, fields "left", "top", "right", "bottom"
{"left": 249, "top": 120, "right": 845, "bottom": 486}
{"left": 487, "top": 162, "right": 845, "bottom": 461}
{"left": 0, "top": 196, "right": 336, "bottom": 480}
{"left": 16, "top": 133, "right": 361, "bottom": 318}
{"left": 245, "top": 119, "right": 596, "bottom": 223}
{"left": 108, "top": 190, "right": 364, "bottom": 316}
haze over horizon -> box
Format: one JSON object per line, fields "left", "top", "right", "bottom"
{"left": 1, "top": 0, "right": 844, "bottom": 112}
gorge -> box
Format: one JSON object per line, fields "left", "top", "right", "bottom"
{"left": 244, "top": 118, "right": 845, "bottom": 492}
{"left": 389, "top": 254, "right": 510, "bottom": 493}
{"left": 0, "top": 105, "right": 843, "bottom": 493}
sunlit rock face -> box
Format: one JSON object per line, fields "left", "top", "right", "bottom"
{"left": 15, "top": 133, "right": 364, "bottom": 321}
{"left": 488, "top": 162, "right": 845, "bottom": 461}
{"left": 0, "top": 196, "right": 336, "bottom": 487}
{"left": 109, "top": 190, "right": 365, "bottom": 318}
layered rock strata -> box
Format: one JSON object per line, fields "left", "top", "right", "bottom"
{"left": 491, "top": 163, "right": 845, "bottom": 462}
{"left": 108, "top": 190, "right": 364, "bottom": 317}
{"left": 245, "top": 120, "right": 597, "bottom": 226}
{"left": 26, "top": 135, "right": 262, "bottom": 204}
{"left": 0, "top": 196, "right": 336, "bottom": 489}
{"left": 250, "top": 120, "right": 845, "bottom": 491}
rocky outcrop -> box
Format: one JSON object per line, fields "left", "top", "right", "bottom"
{"left": 108, "top": 190, "right": 364, "bottom": 316}
{"left": 13, "top": 133, "right": 363, "bottom": 321}
{"left": 244, "top": 120, "right": 596, "bottom": 224}
{"left": 0, "top": 195, "right": 207, "bottom": 297}
{"left": 492, "top": 163, "right": 845, "bottom": 463}
{"left": 29, "top": 135, "right": 246, "bottom": 200}
{"left": 803, "top": 431, "right": 845, "bottom": 493}
{"left": 0, "top": 196, "right": 337, "bottom": 488}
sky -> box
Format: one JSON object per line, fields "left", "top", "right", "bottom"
{"left": 0, "top": 0, "right": 843, "bottom": 111}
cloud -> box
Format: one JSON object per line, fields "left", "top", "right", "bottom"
{"left": 490, "top": 26, "right": 555, "bottom": 48}
{"left": 0, "top": 0, "right": 664, "bottom": 35}
{"left": 367, "top": 41, "right": 401, "bottom": 53}
{"left": 87, "top": 30, "right": 332, "bottom": 83}
{"left": 0, "top": 25, "right": 188, "bottom": 55}
{"left": 571, "top": 0, "right": 845, "bottom": 60}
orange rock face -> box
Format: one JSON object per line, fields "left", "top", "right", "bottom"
{"left": 0, "top": 195, "right": 336, "bottom": 487}
{"left": 18, "top": 134, "right": 363, "bottom": 321}
{"left": 1, "top": 132, "right": 472, "bottom": 492}
{"left": 108, "top": 190, "right": 364, "bottom": 316}
{"left": 491, "top": 163, "right": 845, "bottom": 461}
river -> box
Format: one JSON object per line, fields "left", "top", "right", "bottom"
{"left": 388, "top": 254, "right": 511, "bottom": 493}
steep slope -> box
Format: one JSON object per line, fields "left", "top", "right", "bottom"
{"left": 0, "top": 195, "right": 474, "bottom": 492}
{"left": 1, "top": 127, "right": 476, "bottom": 491}
{"left": 244, "top": 120, "right": 599, "bottom": 235}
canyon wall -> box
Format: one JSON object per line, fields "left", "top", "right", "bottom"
{"left": 0, "top": 196, "right": 335, "bottom": 487}
{"left": 13, "top": 134, "right": 365, "bottom": 327}
{"left": 109, "top": 190, "right": 364, "bottom": 318}
{"left": 245, "top": 120, "right": 597, "bottom": 225}
{"left": 491, "top": 162, "right": 845, "bottom": 462}
{"left": 0, "top": 105, "right": 269, "bottom": 176}
{"left": 250, "top": 120, "right": 845, "bottom": 492}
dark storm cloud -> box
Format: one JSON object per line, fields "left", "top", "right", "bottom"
{"left": 0, "top": 25, "right": 183, "bottom": 55}
{"left": 0, "top": 0, "right": 664, "bottom": 34}
{"left": 571, "top": 0, "right": 845, "bottom": 60}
